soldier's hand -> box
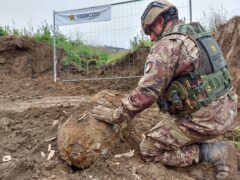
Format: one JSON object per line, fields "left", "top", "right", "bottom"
{"left": 91, "top": 105, "right": 121, "bottom": 125}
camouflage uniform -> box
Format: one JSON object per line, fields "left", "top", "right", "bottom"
{"left": 116, "top": 32, "right": 238, "bottom": 166}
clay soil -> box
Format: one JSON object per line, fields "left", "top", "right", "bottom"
{"left": 0, "top": 17, "right": 240, "bottom": 180}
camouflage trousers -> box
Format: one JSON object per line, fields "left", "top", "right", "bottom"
{"left": 140, "top": 89, "right": 238, "bottom": 167}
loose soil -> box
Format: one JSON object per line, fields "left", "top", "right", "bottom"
{"left": 0, "top": 17, "right": 240, "bottom": 180}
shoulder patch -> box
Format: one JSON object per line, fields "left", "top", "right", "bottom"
{"left": 145, "top": 62, "right": 153, "bottom": 73}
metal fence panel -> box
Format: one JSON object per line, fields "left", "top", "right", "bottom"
{"left": 53, "top": 0, "right": 190, "bottom": 82}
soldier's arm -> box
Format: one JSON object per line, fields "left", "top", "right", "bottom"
{"left": 117, "top": 37, "right": 183, "bottom": 120}
{"left": 92, "top": 35, "right": 199, "bottom": 124}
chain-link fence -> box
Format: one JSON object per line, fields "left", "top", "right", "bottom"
{"left": 54, "top": 0, "right": 191, "bottom": 82}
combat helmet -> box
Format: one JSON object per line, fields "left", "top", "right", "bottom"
{"left": 141, "top": 0, "right": 178, "bottom": 35}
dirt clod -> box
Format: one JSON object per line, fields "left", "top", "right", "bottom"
{"left": 57, "top": 91, "right": 124, "bottom": 168}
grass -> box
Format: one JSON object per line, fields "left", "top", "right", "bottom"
{"left": 130, "top": 35, "right": 153, "bottom": 51}
{"left": 0, "top": 22, "right": 152, "bottom": 68}
{"left": 202, "top": 7, "right": 228, "bottom": 35}
{"left": 0, "top": 27, "right": 9, "bottom": 36}
{"left": 233, "top": 126, "right": 240, "bottom": 150}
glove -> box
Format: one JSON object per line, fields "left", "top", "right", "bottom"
{"left": 91, "top": 105, "right": 121, "bottom": 125}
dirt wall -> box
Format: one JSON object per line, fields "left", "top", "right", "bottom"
{"left": 0, "top": 36, "right": 64, "bottom": 78}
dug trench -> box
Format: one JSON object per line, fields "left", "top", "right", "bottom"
{"left": 0, "top": 16, "right": 240, "bottom": 180}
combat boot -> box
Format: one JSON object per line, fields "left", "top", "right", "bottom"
{"left": 200, "top": 141, "right": 238, "bottom": 180}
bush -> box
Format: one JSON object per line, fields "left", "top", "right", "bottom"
{"left": 0, "top": 26, "right": 9, "bottom": 36}
{"left": 130, "top": 33, "right": 152, "bottom": 51}
{"left": 34, "top": 23, "right": 53, "bottom": 43}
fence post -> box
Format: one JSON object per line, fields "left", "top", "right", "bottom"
{"left": 53, "top": 10, "right": 57, "bottom": 82}
{"left": 189, "top": 0, "right": 192, "bottom": 23}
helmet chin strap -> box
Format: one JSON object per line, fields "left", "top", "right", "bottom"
{"left": 157, "top": 16, "right": 179, "bottom": 40}
{"left": 156, "top": 7, "right": 179, "bottom": 40}
{"left": 150, "top": 16, "right": 168, "bottom": 40}
{"left": 157, "top": 19, "right": 168, "bottom": 40}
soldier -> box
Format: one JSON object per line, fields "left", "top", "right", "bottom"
{"left": 92, "top": 0, "right": 238, "bottom": 179}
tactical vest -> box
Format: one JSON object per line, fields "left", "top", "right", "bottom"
{"left": 157, "top": 22, "right": 233, "bottom": 115}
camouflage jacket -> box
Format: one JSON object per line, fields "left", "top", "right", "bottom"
{"left": 117, "top": 33, "right": 201, "bottom": 119}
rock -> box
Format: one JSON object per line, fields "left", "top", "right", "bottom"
{"left": 0, "top": 57, "right": 6, "bottom": 64}
{"left": 57, "top": 90, "right": 125, "bottom": 168}
{"left": 0, "top": 117, "right": 11, "bottom": 127}
{"left": 47, "top": 150, "right": 55, "bottom": 161}
{"left": 114, "top": 150, "right": 135, "bottom": 158}
{"left": 52, "top": 120, "right": 59, "bottom": 126}
{"left": 2, "top": 155, "right": 11, "bottom": 162}
{"left": 41, "top": 152, "right": 46, "bottom": 158}
{"left": 43, "top": 161, "right": 56, "bottom": 171}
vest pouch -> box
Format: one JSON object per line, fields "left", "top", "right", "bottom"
{"left": 165, "top": 81, "right": 199, "bottom": 114}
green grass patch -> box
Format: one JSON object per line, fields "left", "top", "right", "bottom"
{"left": 105, "top": 51, "right": 129, "bottom": 64}
{"left": 130, "top": 36, "right": 153, "bottom": 51}
{"left": 233, "top": 126, "right": 240, "bottom": 150}
{"left": 0, "top": 26, "right": 9, "bottom": 36}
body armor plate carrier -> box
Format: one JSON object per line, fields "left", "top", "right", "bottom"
{"left": 157, "top": 23, "right": 233, "bottom": 115}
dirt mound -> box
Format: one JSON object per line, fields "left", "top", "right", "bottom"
{"left": 216, "top": 16, "right": 240, "bottom": 104}
{"left": 0, "top": 36, "right": 63, "bottom": 78}
{"left": 216, "top": 16, "right": 240, "bottom": 68}
{"left": 59, "top": 47, "right": 149, "bottom": 80}
{"left": 0, "top": 36, "right": 147, "bottom": 97}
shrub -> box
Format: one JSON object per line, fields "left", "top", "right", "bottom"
{"left": 0, "top": 26, "right": 9, "bottom": 36}
{"left": 130, "top": 33, "right": 152, "bottom": 51}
